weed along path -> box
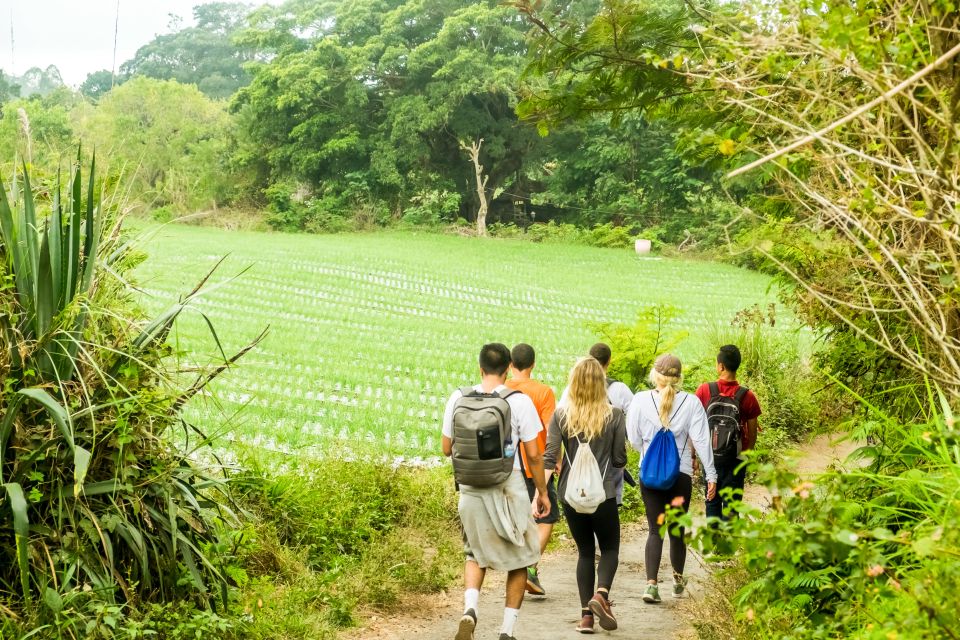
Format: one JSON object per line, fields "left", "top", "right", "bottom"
{"left": 347, "top": 523, "right": 701, "bottom": 640}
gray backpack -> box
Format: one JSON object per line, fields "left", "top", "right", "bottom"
{"left": 450, "top": 387, "right": 519, "bottom": 487}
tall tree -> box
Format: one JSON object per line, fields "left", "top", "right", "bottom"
{"left": 234, "top": 0, "right": 537, "bottom": 225}
{"left": 121, "top": 2, "right": 255, "bottom": 99}
{"left": 79, "top": 69, "right": 117, "bottom": 101}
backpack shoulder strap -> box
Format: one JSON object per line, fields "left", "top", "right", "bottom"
{"left": 708, "top": 381, "right": 720, "bottom": 400}
{"left": 459, "top": 386, "right": 477, "bottom": 398}
{"left": 733, "top": 385, "right": 749, "bottom": 407}
{"left": 497, "top": 388, "right": 520, "bottom": 400}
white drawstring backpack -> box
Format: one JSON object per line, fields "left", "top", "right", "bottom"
{"left": 564, "top": 435, "right": 607, "bottom": 514}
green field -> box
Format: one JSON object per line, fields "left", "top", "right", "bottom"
{"left": 135, "top": 226, "right": 787, "bottom": 460}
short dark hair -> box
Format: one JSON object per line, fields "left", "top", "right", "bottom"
{"left": 511, "top": 343, "right": 536, "bottom": 371}
{"left": 479, "top": 343, "right": 512, "bottom": 376}
{"left": 718, "top": 344, "right": 742, "bottom": 373}
{"left": 589, "top": 342, "right": 612, "bottom": 367}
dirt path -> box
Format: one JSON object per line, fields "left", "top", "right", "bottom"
{"left": 742, "top": 432, "right": 860, "bottom": 510}
{"left": 348, "top": 433, "right": 858, "bottom": 640}
{"left": 347, "top": 521, "right": 703, "bottom": 640}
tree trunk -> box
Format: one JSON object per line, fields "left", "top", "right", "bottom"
{"left": 461, "top": 138, "right": 489, "bottom": 236}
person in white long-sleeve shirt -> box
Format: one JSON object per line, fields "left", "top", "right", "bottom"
{"left": 626, "top": 354, "right": 717, "bottom": 604}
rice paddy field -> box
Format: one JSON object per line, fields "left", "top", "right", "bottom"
{"left": 135, "top": 225, "right": 792, "bottom": 463}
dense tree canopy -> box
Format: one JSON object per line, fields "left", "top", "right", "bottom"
{"left": 120, "top": 2, "right": 256, "bottom": 99}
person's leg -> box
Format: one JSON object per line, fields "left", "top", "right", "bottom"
{"left": 641, "top": 484, "right": 668, "bottom": 583}
{"left": 457, "top": 559, "right": 485, "bottom": 640}
{"left": 586, "top": 497, "right": 621, "bottom": 630}
{"left": 727, "top": 460, "right": 747, "bottom": 516}
{"left": 705, "top": 461, "right": 730, "bottom": 520}
{"left": 536, "top": 476, "right": 559, "bottom": 553}
{"left": 537, "top": 523, "right": 553, "bottom": 553}
{"left": 465, "top": 559, "right": 486, "bottom": 591}
{"left": 563, "top": 501, "right": 598, "bottom": 609}
{"left": 667, "top": 474, "right": 694, "bottom": 577}
{"left": 593, "top": 498, "right": 621, "bottom": 592}
{"left": 501, "top": 568, "right": 527, "bottom": 637}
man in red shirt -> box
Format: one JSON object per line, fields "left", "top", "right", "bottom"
{"left": 695, "top": 345, "right": 761, "bottom": 520}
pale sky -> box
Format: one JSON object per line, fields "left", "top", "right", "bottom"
{"left": 0, "top": 0, "right": 284, "bottom": 87}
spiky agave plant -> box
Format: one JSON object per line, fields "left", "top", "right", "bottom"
{"left": 0, "top": 154, "right": 246, "bottom": 631}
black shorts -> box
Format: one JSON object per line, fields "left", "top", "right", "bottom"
{"left": 524, "top": 475, "right": 560, "bottom": 525}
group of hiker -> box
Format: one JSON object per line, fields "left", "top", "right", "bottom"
{"left": 441, "top": 342, "right": 761, "bottom": 639}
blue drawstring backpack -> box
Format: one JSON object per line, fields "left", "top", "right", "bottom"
{"left": 640, "top": 393, "right": 688, "bottom": 490}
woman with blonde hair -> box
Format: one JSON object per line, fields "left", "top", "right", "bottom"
{"left": 543, "top": 357, "right": 627, "bottom": 634}
{"left": 626, "top": 354, "right": 717, "bottom": 604}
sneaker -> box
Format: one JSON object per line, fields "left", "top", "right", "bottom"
{"left": 455, "top": 609, "right": 476, "bottom": 640}
{"left": 525, "top": 567, "right": 546, "bottom": 597}
{"left": 642, "top": 584, "right": 662, "bottom": 604}
{"left": 587, "top": 592, "right": 617, "bottom": 631}
{"left": 576, "top": 612, "right": 595, "bottom": 634}
{"left": 673, "top": 572, "right": 688, "bottom": 598}
{"left": 498, "top": 635, "right": 516, "bottom": 640}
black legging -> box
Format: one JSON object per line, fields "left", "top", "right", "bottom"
{"left": 562, "top": 497, "right": 620, "bottom": 608}
{"left": 640, "top": 473, "right": 693, "bottom": 582}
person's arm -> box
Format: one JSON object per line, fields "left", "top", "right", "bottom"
{"left": 687, "top": 401, "right": 717, "bottom": 500}
{"left": 742, "top": 418, "right": 759, "bottom": 451}
{"left": 543, "top": 411, "right": 562, "bottom": 477}
{"left": 517, "top": 396, "right": 550, "bottom": 517}
{"left": 523, "top": 438, "right": 550, "bottom": 517}
{"left": 691, "top": 384, "right": 710, "bottom": 475}
{"left": 625, "top": 394, "right": 644, "bottom": 452}
{"left": 440, "top": 390, "right": 459, "bottom": 457}
{"left": 740, "top": 391, "right": 762, "bottom": 451}
{"left": 611, "top": 410, "right": 627, "bottom": 469}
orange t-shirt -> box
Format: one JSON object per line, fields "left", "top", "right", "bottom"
{"left": 506, "top": 377, "right": 557, "bottom": 478}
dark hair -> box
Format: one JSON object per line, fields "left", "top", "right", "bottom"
{"left": 479, "top": 343, "right": 512, "bottom": 376}
{"left": 717, "top": 344, "right": 742, "bottom": 373}
{"left": 588, "top": 342, "right": 612, "bottom": 367}
{"left": 511, "top": 343, "right": 536, "bottom": 371}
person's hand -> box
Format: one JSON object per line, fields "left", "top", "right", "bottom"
{"left": 706, "top": 482, "right": 717, "bottom": 501}
{"left": 536, "top": 490, "right": 551, "bottom": 518}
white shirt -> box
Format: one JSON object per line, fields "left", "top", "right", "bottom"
{"left": 626, "top": 389, "right": 718, "bottom": 483}
{"left": 442, "top": 384, "right": 542, "bottom": 471}
{"left": 558, "top": 380, "right": 634, "bottom": 413}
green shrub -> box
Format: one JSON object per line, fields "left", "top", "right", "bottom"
{"left": 587, "top": 222, "right": 634, "bottom": 248}
{"left": 402, "top": 189, "right": 460, "bottom": 228}
{"left": 229, "top": 454, "right": 460, "bottom": 636}
{"left": 681, "top": 396, "right": 960, "bottom": 639}
{"left": 588, "top": 305, "right": 689, "bottom": 391}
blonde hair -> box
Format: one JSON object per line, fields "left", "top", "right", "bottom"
{"left": 648, "top": 368, "right": 684, "bottom": 427}
{"left": 562, "top": 357, "right": 613, "bottom": 442}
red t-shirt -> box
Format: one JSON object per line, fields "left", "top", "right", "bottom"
{"left": 695, "top": 380, "right": 762, "bottom": 450}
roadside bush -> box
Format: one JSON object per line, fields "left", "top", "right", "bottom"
{"left": 0, "top": 159, "right": 247, "bottom": 637}
{"left": 588, "top": 305, "right": 689, "bottom": 391}
{"left": 402, "top": 189, "right": 461, "bottom": 228}
{"left": 587, "top": 222, "right": 634, "bottom": 248}
{"left": 682, "top": 396, "right": 960, "bottom": 639}
{"left": 229, "top": 454, "right": 461, "bottom": 636}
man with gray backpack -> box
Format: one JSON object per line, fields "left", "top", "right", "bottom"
{"left": 695, "top": 345, "right": 762, "bottom": 520}
{"left": 442, "top": 343, "right": 551, "bottom": 640}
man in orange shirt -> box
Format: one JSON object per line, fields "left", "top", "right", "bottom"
{"left": 506, "top": 343, "right": 558, "bottom": 598}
